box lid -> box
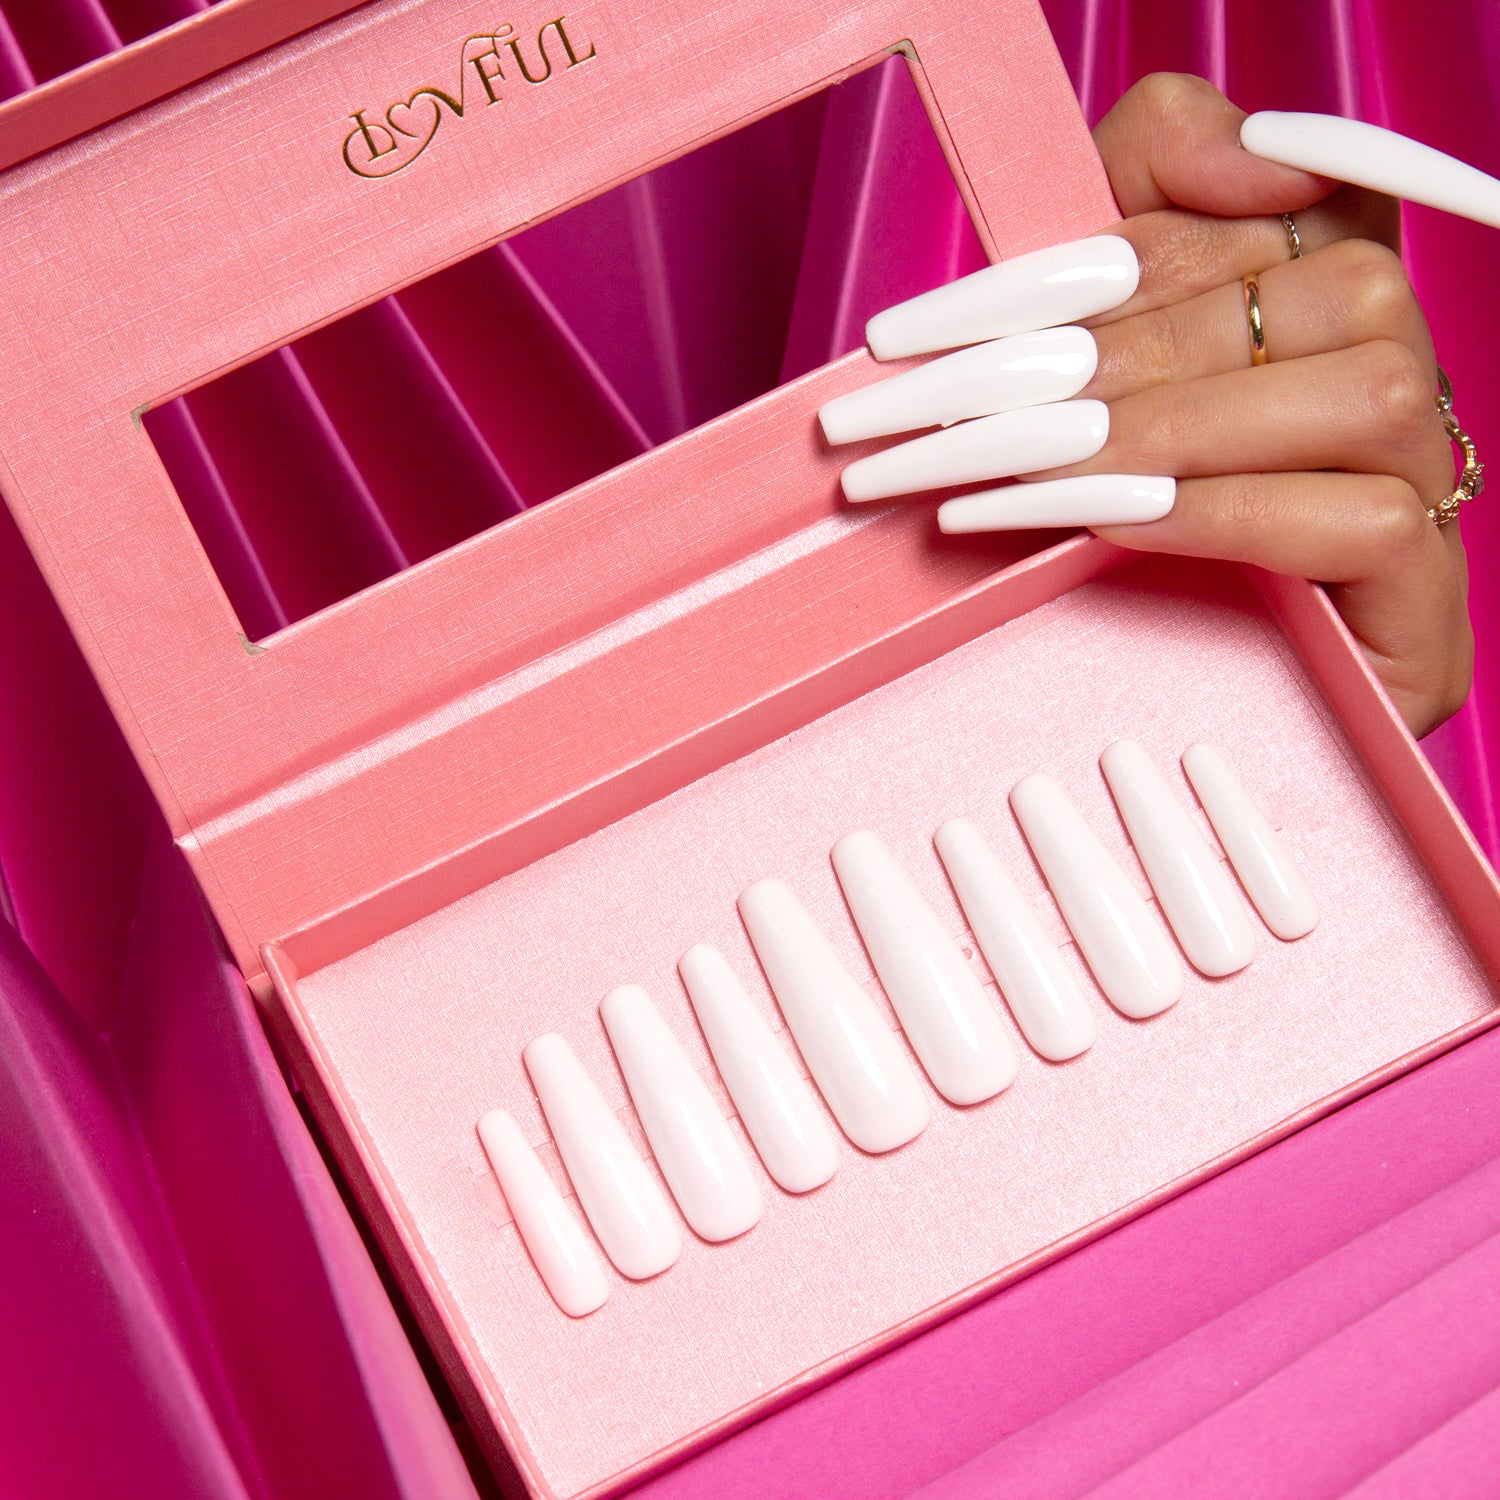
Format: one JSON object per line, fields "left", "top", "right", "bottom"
{"left": 0, "top": 0, "right": 1115, "bottom": 984}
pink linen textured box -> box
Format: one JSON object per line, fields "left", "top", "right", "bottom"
{"left": 1, "top": 2, "right": 1499, "bottom": 1497}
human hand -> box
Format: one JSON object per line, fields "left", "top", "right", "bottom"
{"left": 823, "top": 74, "right": 1474, "bottom": 737}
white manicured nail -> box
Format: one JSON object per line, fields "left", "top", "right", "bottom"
{"left": 934, "top": 819, "right": 1096, "bottom": 1062}
{"left": 1101, "top": 740, "right": 1256, "bottom": 977}
{"left": 830, "top": 831, "right": 1017, "bottom": 1105}
{"left": 865, "top": 235, "right": 1140, "bottom": 359}
{"left": 522, "top": 1033, "right": 681, "bottom": 1280}
{"left": 599, "top": 986, "right": 762, "bottom": 1243}
{"left": 1010, "top": 774, "right": 1183, "bottom": 1019}
{"left": 1182, "top": 743, "right": 1319, "bottom": 940}
{"left": 477, "top": 1109, "right": 609, "bottom": 1317}
{"left": 738, "top": 878, "right": 930, "bottom": 1154}
{"left": 1241, "top": 112, "right": 1500, "bottom": 232}
{"left": 678, "top": 945, "right": 838, "bottom": 1194}
{"left": 938, "top": 474, "right": 1174, "bottom": 533}
{"left": 841, "top": 401, "right": 1108, "bottom": 502}
{"left": 819, "top": 327, "right": 1097, "bottom": 445}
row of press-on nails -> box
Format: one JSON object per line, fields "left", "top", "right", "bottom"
{"left": 479, "top": 740, "right": 1315, "bottom": 1316}
{"left": 818, "top": 234, "right": 1179, "bottom": 532}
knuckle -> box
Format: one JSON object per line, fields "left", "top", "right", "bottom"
{"left": 1133, "top": 212, "right": 1223, "bottom": 297}
{"left": 1326, "top": 239, "right": 1414, "bottom": 337}
{"left": 1366, "top": 478, "right": 1431, "bottom": 555}
{"left": 1219, "top": 479, "right": 1281, "bottom": 543}
{"left": 1354, "top": 340, "right": 1434, "bottom": 438}
{"left": 1131, "top": 71, "right": 1221, "bottom": 128}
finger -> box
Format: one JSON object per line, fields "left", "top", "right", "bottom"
{"left": 1089, "top": 185, "right": 1403, "bottom": 327}
{"left": 1033, "top": 342, "right": 1454, "bottom": 503}
{"left": 1092, "top": 471, "right": 1473, "bottom": 735}
{"left": 1086, "top": 238, "right": 1436, "bottom": 402}
{"left": 1094, "top": 73, "right": 1334, "bottom": 217}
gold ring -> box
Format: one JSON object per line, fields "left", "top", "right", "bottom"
{"left": 1429, "top": 367, "right": 1485, "bottom": 526}
{"left": 1243, "top": 275, "right": 1268, "bottom": 366}
{"left": 1282, "top": 212, "right": 1303, "bottom": 259}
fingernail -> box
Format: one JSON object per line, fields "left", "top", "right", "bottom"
{"left": 599, "top": 986, "right": 762, "bottom": 1243}
{"left": 678, "top": 945, "right": 838, "bottom": 1194}
{"left": 938, "top": 474, "right": 1175, "bottom": 533}
{"left": 1241, "top": 112, "right": 1500, "bottom": 233}
{"left": 738, "top": 878, "right": 930, "bottom": 1154}
{"left": 831, "top": 830, "right": 1017, "bottom": 1105}
{"left": 1009, "top": 774, "right": 1184, "bottom": 1019}
{"left": 865, "top": 234, "right": 1139, "bottom": 359}
{"left": 819, "top": 327, "right": 1097, "bottom": 445}
{"left": 1101, "top": 740, "right": 1256, "bottom": 977}
{"left": 522, "top": 1033, "right": 682, "bottom": 1280}
{"left": 841, "top": 401, "right": 1108, "bottom": 503}
{"left": 477, "top": 1109, "right": 609, "bottom": 1317}
{"left": 1181, "top": 743, "right": 1319, "bottom": 940}
{"left": 934, "top": 819, "right": 1096, "bottom": 1062}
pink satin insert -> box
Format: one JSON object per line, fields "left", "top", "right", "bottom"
{"left": 298, "top": 572, "right": 1495, "bottom": 1497}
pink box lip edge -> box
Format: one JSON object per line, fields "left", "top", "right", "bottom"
{"left": 0, "top": 0, "right": 369, "bottom": 176}
{"left": 259, "top": 537, "right": 1500, "bottom": 1500}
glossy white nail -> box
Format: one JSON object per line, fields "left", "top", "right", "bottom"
{"left": 678, "top": 945, "right": 838, "bottom": 1194}
{"left": 1101, "top": 740, "right": 1256, "bottom": 977}
{"left": 819, "top": 327, "right": 1097, "bottom": 445}
{"left": 1010, "top": 773, "right": 1184, "bottom": 1019}
{"left": 934, "top": 819, "right": 1096, "bottom": 1062}
{"left": 522, "top": 1033, "right": 681, "bottom": 1280}
{"left": 841, "top": 400, "right": 1108, "bottom": 503}
{"left": 738, "top": 878, "right": 930, "bottom": 1154}
{"left": 830, "top": 831, "right": 1016, "bottom": 1105}
{"left": 477, "top": 1109, "right": 609, "bottom": 1317}
{"left": 1241, "top": 112, "right": 1500, "bottom": 232}
{"left": 865, "top": 235, "right": 1140, "bottom": 359}
{"left": 600, "top": 986, "right": 762, "bottom": 1243}
{"left": 1182, "top": 743, "right": 1319, "bottom": 940}
{"left": 938, "top": 474, "right": 1175, "bottom": 533}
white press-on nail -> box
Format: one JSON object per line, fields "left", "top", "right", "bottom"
{"left": 841, "top": 400, "right": 1108, "bottom": 503}
{"left": 934, "top": 819, "right": 1096, "bottom": 1062}
{"left": 1010, "top": 774, "right": 1184, "bottom": 1019}
{"left": 522, "top": 1033, "right": 681, "bottom": 1280}
{"left": 600, "top": 986, "right": 761, "bottom": 1243}
{"left": 831, "top": 830, "right": 1017, "bottom": 1105}
{"left": 1101, "top": 740, "right": 1256, "bottom": 977}
{"left": 1241, "top": 112, "right": 1500, "bottom": 232}
{"left": 1182, "top": 743, "right": 1319, "bottom": 940}
{"left": 678, "top": 945, "right": 838, "bottom": 1194}
{"left": 477, "top": 1109, "right": 609, "bottom": 1317}
{"left": 938, "top": 474, "right": 1175, "bottom": 533}
{"left": 865, "top": 235, "right": 1140, "bottom": 359}
{"left": 819, "top": 327, "right": 1098, "bottom": 445}
{"left": 738, "top": 878, "right": 930, "bottom": 1154}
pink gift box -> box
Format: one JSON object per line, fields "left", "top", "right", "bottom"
{"left": 0, "top": 1, "right": 1497, "bottom": 1496}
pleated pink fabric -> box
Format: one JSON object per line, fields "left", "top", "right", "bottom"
{"left": 0, "top": 2, "right": 1494, "bottom": 1498}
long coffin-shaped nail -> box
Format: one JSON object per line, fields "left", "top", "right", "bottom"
{"left": 522, "top": 1033, "right": 682, "bottom": 1280}
{"left": 831, "top": 830, "right": 1017, "bottom": 1105}
{"left": 1181, "top": 743, "right": 1318, "bottom": 940}
{"left": 841, "top": 401, "right": 1108, "bottom": 503}
{"left": 477, "top": 1108, "right": 609, "bottom": 1317}
{"left": 865, "top": 235, "right": 1140, "bottom": 359}
{"left": 934, "top": 819, "right": 1096, "bottom": 1062}
{"left": 678, "top": 945, "right": 838, "bottom": 1194}
{"left": 738, "top": 878, "right": 930, "bottom": 1154}
{"left": 819, "top": 327, "right": 1097, "bottom": 445}
{"left": 1101, "top": 740, "right": 1256, "bottom": 977}
{"left": 1241, "top": 112, "right": 1500, "bottom": 232}
{"left": 1010, "top": 774, "right": 1184, "bottom": 1019}
{"left": 938, "top": 474, "right": 1175, "bottom": 533}
{"left": 600, "top": 986, "right": 762, "bottom": 1243}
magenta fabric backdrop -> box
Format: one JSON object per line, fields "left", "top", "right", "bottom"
{"left": 0, "top": 2, "right": 1495, "bottom": 1498}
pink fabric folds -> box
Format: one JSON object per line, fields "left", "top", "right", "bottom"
{"left": 0, "top": 2, "right": 1496, "bottom": 1498}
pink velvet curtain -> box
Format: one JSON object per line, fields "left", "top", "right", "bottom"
{"left": 0, "top": 2, "right": 1496, "bottom": 1498}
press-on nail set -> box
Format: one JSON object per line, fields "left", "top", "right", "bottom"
{"left": 480, "top": 741, "right": 1317, "bottom": 1315}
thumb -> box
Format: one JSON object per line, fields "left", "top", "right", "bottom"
{"left": 1095, "top": 73, "right": 1338, "bottom": 218}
